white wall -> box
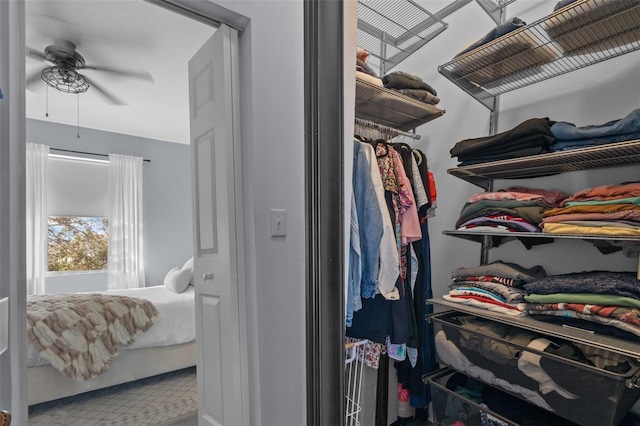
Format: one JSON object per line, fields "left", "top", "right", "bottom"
{"left": 214, "top": 2, "right": 306, "bottom": 425}
{"left": 45, "top": 272, "right": 107, "bottom": 293}
{"left": 388, "top": 0, "right": 640, "bottom": 299}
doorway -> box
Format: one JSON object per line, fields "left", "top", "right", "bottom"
{"left": 22, "top": 0, "right": 218, "bottom": 422}
{"left": 4, "top": 1, "right": 323, "bottom": 425}
{"left": 20, "top": 2, "right": 250, "bottom": 424}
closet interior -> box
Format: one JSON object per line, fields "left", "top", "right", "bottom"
{"left": 346, "top": 0, "right": 640, "bottom": 425}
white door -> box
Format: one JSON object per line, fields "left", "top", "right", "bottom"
{"left": 188, "top": 24, "right": 249, "bottom": 426}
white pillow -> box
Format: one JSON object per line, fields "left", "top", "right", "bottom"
{"left": 164, "top": 267, "right": 191, "bottom": 293}
{"left": 182, "top": 257, "right": 194, "bottom": 283}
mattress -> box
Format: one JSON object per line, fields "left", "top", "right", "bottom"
{"left": 28, "top": 285, "right": 196, "bottom": 367}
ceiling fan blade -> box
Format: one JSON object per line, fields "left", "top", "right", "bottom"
{"left": 27, "top": 13, "right": 75, "bottom": 26}
{"left": 26, "top": 69, "right": 43, "bottom": 88}
{"left": 27, "top": 47, "right": 47, "bottom": 61}
{"left": 85, "top": 77, "right": 128, "bottom": 106}
{"left": 84, "top": 65, "right": 154, "bottom": 82}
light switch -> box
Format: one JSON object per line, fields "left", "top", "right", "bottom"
{"left": 270, "top": 209, "right": 286, "bottom": 237}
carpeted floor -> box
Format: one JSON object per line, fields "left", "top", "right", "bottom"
{"left": 28, "top": 367, "right": 197, "bottom": 426}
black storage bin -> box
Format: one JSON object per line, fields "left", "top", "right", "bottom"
{"left": 432, "top": 311, "right": 640, "bottom": 426}
{"left": 426, "top": 367, "right": 583, "bottom": 426}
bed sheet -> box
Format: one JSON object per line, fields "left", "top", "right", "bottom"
{"left": 28, "top": 285, "right": 195, "bottom": 367}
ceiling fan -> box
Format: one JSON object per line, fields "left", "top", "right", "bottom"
{"left": 26, "top": 38, "right": 153, "bottom": 105}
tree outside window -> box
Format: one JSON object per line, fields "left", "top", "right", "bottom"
{"left": 47, "top": 216, "right": 108, "bottom": 272}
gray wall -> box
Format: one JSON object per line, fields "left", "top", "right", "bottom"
{"left": 349, "top": 2, "right": 639, "bottom": 422}
{"left": 213, "top": 2, "right": 306, "bottom": 425}
{"left": 388, "top": 0, "right": 640, "bottom": 300}
{"left": 26, "top": 118, "right": 193, "bottom": 291}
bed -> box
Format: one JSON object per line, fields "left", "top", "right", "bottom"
{"left": 27, "top": 285, "right": 196, "bottom": 406}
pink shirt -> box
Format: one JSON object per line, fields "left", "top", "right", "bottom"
{"left": 390, "top": 148, "right": 421, "bottom": 245}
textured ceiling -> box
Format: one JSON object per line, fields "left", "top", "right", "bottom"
{"left": 25, "top": 0, "right": 217, "bottom": 144}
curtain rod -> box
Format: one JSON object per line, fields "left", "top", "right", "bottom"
{"left": 50, "top": 148, "right": 151, "bottom": 163}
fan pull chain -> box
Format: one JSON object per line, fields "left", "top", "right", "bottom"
{"left": 45, "top": 85, "right": 49, "bottom": 117}
{"left": 77, "top": 94, "right": 81, "bottom": 138}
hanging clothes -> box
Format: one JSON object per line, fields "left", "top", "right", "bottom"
{"left": 394, "top": 147, "right": 439, "bottom": 409}
{"left": 346, "top": 141, "right": 383, "bottom": 328}
{"left": 346, "top": 136, "right": 439, "bottom": 412}
{"left": 360, "top": 141, "right": 400, "bottom": 299}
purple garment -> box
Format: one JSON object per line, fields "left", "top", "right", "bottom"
{"left": 452, "top": 260, "right": 547, "bottom": 282}
{"left": 458, "top": 216, "right": 541, "bottom": 233}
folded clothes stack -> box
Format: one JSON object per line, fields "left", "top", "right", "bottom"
{"left": 382, "top": 70, "right": 440, "bottom": 105}
{"left": 450, "top": 117, "right": 556, "bottom": 165}
{"left": 355, "top": 47, "right": 383, "bottom": 87}
{"left": 445, "top": 260, "right": 547, "bottom": 316}
{"left": 455, "top": 186, "right": 568, "bottom": 235}
{"left": 550, "top": 109, "right": 640, "bottom": 151}
{"left": 523, "top": 271, "right": 640, "bottom": 342}
{"left": 541, "top": 181, "right": 640, "bottom": 240}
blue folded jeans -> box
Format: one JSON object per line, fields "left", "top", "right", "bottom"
{"left": 551, "top": 131, "right": 640, "bottom": 151}
{"left": 551, "top": 108, "right": 640, "bottom": 140}
{"left": 454, "top": 17, "right": 527, "bottom": 57}
{"left": 554, "top": 0, "right": 579, "bottom": 11}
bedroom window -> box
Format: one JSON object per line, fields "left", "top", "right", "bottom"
{"left": 46, "top": 154, "right": 109, "bottom": 273}
{"left": 47, "top": 216, "right": 109, "bottom": 272}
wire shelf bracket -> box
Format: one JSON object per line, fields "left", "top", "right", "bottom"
{"left": 476, "top": 0, "right": 518, "bottom": 24}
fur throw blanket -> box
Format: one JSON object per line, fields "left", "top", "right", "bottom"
{"left": 27, "top": 293, "right": 159, "bottom": 381}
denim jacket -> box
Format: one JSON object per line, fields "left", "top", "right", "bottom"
{"left": 347, "top": 142, "right": 383, "bottom": 326}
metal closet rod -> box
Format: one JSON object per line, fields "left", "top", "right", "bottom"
{"left": 354, "top": 118, "right": 421, "bottom": 140}
{"left": 50, "top": 147, "right": 151, "bottom": 163}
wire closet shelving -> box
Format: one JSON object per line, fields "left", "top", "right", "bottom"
{"left": 447, "top": 139, "right": 640, "bottom": 189}
{"left": 357, "top": 0, "right": 517, "bottom": 75}
{"left": 439, "top": 0, "right": 640, "bottom": 109}
{"left": 354, "top": 77, "right": 445, "bottom": 132}
{"left": 357, "top": 0, "right": 448, "bottom": 75}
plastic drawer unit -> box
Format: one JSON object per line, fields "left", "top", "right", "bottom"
{"left": 430, "top": 311, "right": 640, "bottom": 426}
{"left": 425, "top": 367, "right": 584, "bottom": 426}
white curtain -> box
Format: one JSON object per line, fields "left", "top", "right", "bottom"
{"left": 26, "top": 143, "right": 50, "bottom": 295}
{"left": 108, "top": 153, "right": 145, "bottom": 289}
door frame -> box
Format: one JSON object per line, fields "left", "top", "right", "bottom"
{"left": 1, "top": 0, "right": 345, "bottom": 424}
{"left": 0, "top": 0, "right": 28, "bottom": 423}
{"left": 1, "top": 1, "right": 253, "bottom": 423}
{"left": 304, "top": 1, "right": 345, "bottom": 424}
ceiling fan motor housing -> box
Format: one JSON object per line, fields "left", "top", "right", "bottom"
{"left": 44, "top": 39, "right": 86, "bottom": 69}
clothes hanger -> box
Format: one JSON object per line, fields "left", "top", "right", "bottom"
{"left": 373, "top": 138, "right": 389, "bottom": 158}
{"left": 412, "top": 148, "right": 423, "bottom": 166}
